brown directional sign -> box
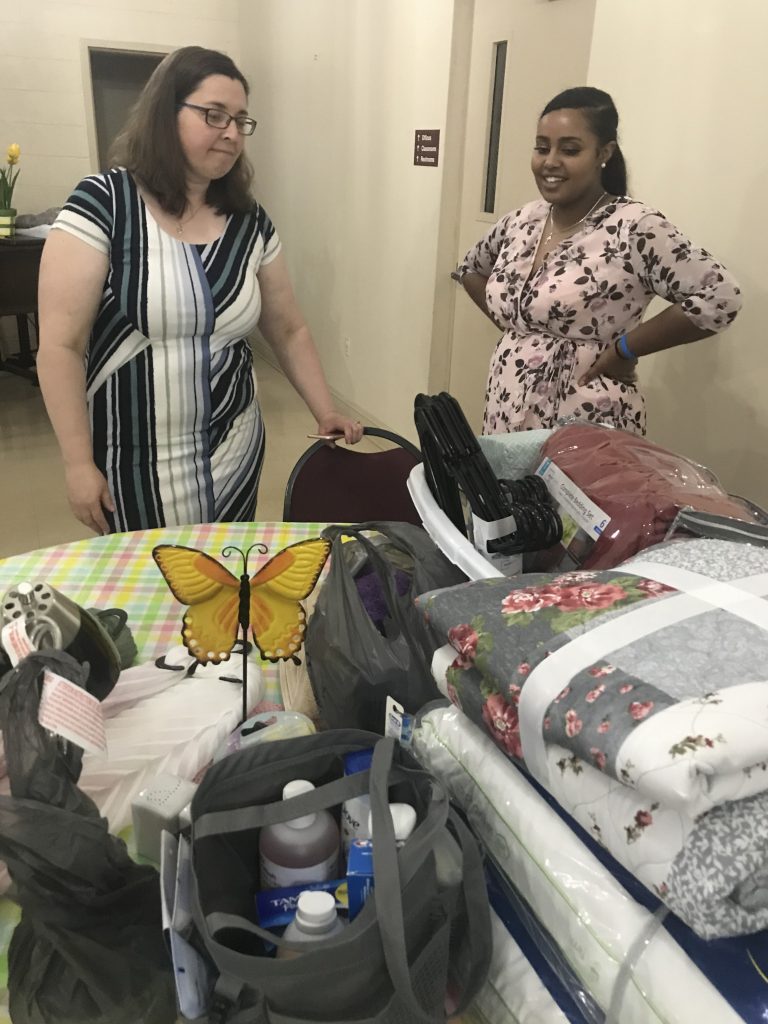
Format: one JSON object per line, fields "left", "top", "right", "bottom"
{"left": 414, "top": 129, "right": 440, "bottom": 167}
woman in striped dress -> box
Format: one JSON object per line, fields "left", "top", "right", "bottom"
{"left": 37, "top": 47, "right": 362, "bottom": 534}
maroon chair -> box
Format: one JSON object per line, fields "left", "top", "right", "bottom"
{"left": 282, "top": 427, "right": 423, "bottom": 524}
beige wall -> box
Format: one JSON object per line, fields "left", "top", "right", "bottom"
{"left": 0, "top": 0, "right": 240, "bottom": 214}
{"left": 588, "top": 0, "right": 767, "bottom": 504}
{"left": 4, "top": 1, "right": 765, "bottom": 504}
{"left": 238, "top": 0, "right": 457, "bottom": 436}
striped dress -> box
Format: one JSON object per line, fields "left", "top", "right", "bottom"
{"left": 53, "top": 168, "right": 280, "bottom": 532}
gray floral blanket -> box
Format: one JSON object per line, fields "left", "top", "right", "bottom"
{"left": 417, "top": 538, "right": 768, "bottom": 938}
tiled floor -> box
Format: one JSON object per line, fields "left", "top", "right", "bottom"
{"left": 0, "top": 353, "right": 381, "bottom": 560}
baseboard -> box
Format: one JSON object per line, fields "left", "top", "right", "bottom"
{"left": 249, "top": 335, "right": 391, "bottom": 433}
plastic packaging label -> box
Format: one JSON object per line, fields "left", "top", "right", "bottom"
{"left": 341, "top": 795, "right": 371, "bottom": 850}
{"left": 38, "top": 669, "right": 108, "bottom": 755}
{"left": 1, "top": 620, "right": 107, "bottom": 755}
{"left": 385, "top": 696, "right": 414, "bottom": 746}
{"left": 160, "top": 829, "right": 213, "bottom": 1017}
{"left": 256, "top": 879, "right": 349, "bottom": 929}
{"left": 1, "top": 618, "right": 34, "bottom": 665}
{"left": 430, "top": 645, "right": 456, "bottom": 697}
{"left": 536, "top": 458, "right": 611, "bottom": 539}
{"left": 471, "top": 512, "right": 519, "bottom": 553}
{"left": 169, "top": 930, "right": 214, "bottom": 1019}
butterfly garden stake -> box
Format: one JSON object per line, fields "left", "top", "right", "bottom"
{"left": 153, "top": 538, "right": 331, "bottom": 722}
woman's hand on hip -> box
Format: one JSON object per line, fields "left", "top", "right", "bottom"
{"left": 64, "top": 462, "right": 115, "bottom": 534}
{"left": 579, "top": 344, "right": 638, "bottom": 387}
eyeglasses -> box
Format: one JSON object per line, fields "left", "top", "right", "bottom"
{"left": 179, "top": 102, "right": 257, "bottom": 136}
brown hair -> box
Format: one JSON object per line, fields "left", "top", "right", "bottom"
{"left": 109, "top": 46, "right": 255, "bottom": 217}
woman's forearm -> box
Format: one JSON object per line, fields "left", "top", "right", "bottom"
{"left": 266, "top": 326, "right": 336, "bottom": 423}
{"left": 627, "top": 304, "right": 714, "bottom": 358}
{"left": 36, "top": 347, "right": 94, "bottom": 467}
{"left": 580, "top": 304, "right": 716, "bottom": 386}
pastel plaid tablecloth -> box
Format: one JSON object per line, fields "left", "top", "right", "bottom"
{"left": 0, "top": 521, "right": 328, "bottom": 689}
{"left": 0, "top": 521, "right": 328, "bottom": 1023}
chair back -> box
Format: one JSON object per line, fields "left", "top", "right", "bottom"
{"left": 283, "top": 428, "right": 422, "bottom": 524}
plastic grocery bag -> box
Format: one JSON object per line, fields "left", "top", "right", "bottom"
{"left": 305, "top": 522, "right": 466, "bottom": 731}
{"left": 0, "top": 649, "right": 175, "bottom": 1024}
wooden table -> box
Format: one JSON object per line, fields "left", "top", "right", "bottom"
{"left": 0, "top": 236, "right": 44, "bottom": 383}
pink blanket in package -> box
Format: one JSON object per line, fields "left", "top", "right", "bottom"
{"left": 535, "top": 425, "right": 757, "bottom": 570}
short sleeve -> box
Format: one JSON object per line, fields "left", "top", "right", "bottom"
{"left": 628, "top": 211, "right": 742, "bottom": 332}
{"left": 455, "top": 210, "right": 519, "bottom": 280}
{"left": 254, "top": 204, "right": 281, "bottom": 267}
{"left": 52, "top": 174, "right": 113, "bottom": 256}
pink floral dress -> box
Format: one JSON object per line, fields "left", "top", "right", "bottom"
{"left": 457, "top": 196, "right": 742, "bottom": 435}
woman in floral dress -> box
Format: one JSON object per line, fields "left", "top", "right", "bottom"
{"left": 457, "top": 87, "right": 742, "bottom": 435}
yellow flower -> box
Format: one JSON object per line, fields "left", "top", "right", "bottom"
{"left": 7, "top": 144, "right": 20, "bottom": 166}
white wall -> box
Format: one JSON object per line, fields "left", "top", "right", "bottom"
{"left": 588, "top": 0, "right": 768, "bottom": 504}
{"left": 238, "top": 0, "right": 456, "bottom": 436}
{"left": 0, "top": 0, "right": 240, "bottom": 214}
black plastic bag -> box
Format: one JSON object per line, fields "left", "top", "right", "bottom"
{"left": 305, "top": 522, "right": 466, "bottom": 731}
{"left": 0, "top": 650, "right": 175, "bottom": 1024}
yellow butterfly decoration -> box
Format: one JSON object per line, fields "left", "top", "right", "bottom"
{"left": 152, "top": 538, "right": 330, "bottom": 668}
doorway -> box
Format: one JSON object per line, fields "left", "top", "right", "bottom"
{"left": 439, "top": 0, "right": 597, "bottom": 432}
{"left": 89, "top": 48, "right": 166, "bottom": 171}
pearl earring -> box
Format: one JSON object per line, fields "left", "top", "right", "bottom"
{"left": 601, "top": 162, "right": 606, "bottom": 168}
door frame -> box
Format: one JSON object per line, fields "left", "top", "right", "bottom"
{"left": 426, "top": 0, "right": 474, "bottom": 395}
{"left": 79, "top": 40, "right": 172, "bottom": 174}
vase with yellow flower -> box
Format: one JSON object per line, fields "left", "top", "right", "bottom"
{"left": 0, "top": 143, "right": 21, "bottom": 239}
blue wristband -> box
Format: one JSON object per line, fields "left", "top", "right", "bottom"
{"left": 616, "top": 333, "right": 637, "bottom": 361}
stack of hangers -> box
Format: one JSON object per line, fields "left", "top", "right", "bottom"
{"left": 413, "top": 392, "right": 561, "bottom": 557}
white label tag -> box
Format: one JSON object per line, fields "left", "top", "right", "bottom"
{"left": 160, "top": 829, "right": 179, "bottom": 934}
{"left": 535, "top": 457, "right": 611, "bottom": 538}
{"left": 170, "top": 929, "right": 215, "bottom": 1019}
{"left": 341, "top": 794, "right": 371, "bottom": 850}
{"left": 1, "top": 621, "right": 30, "bottom": 777}
{"left": 471, "top": 512, "right": 518, "bottom": 554}
{"left": 385, "top": 696, "right": 414, "bottom": 746}
{"left": 1, "top": 619, "right": 34, "bottom": 666}
{"left": 172, "top": 834, "right": 194, "bottom": 935}
{"left": 38, "top": 670, "right": 107, "bottom": 755}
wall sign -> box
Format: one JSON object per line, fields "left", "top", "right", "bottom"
{"left": 414, "top": 129, "right": 440, "bottom": 167}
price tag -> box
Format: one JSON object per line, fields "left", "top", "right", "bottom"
{"left": 1, "top": 619, "right": 34, "bottom": 666}
{"left": 1, "top": 619, "right": 107, "bottom": 755}
{"left": 38, "top": 670, "right": 107, "bottom": 755}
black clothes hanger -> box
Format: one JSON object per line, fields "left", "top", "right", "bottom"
{"left": 413, "top": 392, "right": 562, "bottom": 557}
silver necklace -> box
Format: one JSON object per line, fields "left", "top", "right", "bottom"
{"left": 544, "top": 191, "right": 607, "bottom": 245}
